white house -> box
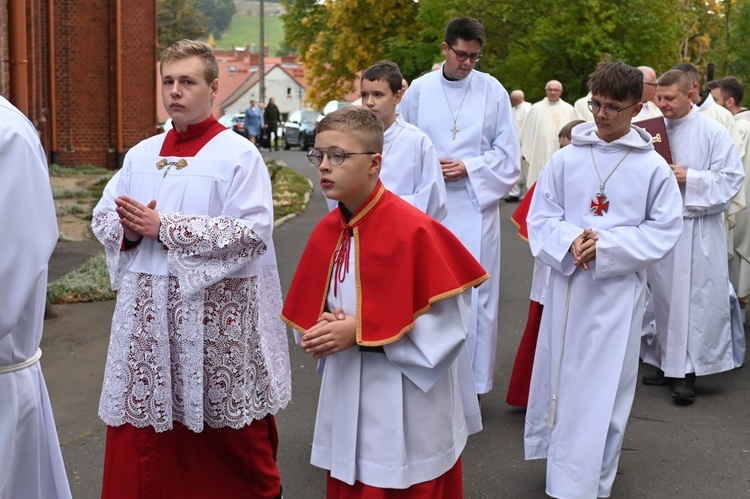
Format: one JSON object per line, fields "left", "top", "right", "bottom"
{"left": 221, "top": 62, "right": 312, "bottom": 119}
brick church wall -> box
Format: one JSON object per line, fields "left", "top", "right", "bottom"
{"left": 0, "top": 0, "right": 157, "bottom": 169}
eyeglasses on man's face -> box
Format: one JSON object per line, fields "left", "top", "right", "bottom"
{"left": 307, "top": 146, "right": 377, "bottom": 167}
{"left": 587, "top": 98, "right": 640, "bottom": 119}
{"left": 449, "top": 45, "right": 482, "bottom": 63}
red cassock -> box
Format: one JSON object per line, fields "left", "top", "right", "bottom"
{"left": 506, "top": 183, "right": 544, "bottom": 408}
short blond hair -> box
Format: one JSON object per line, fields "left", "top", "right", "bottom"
{"left": 160, "top": 39, "right": 218, "bottom": 84}
{"left": 316, "top": 107, "right": 384, "bottom": 153}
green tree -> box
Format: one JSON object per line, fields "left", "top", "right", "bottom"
{"left": 474, "top": 0, "right": 687, "bottom": 102}
{"left": 199, "top": 0, "right": 237, "bottom": 38}
{"left": 729, "top": 0, "right": 750, "bottom": 83}
{"left": 158, "top": 0, "right": 208, "bottom": 52}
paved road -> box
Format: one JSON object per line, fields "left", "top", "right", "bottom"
{"left": 44, "top": 149, "right": 750, "bottom": 498}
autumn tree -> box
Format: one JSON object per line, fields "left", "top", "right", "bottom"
{"left": 158, "top": 0, "right": 208, "bottom": 52}
{"left": 282, "top": 0, "right": 420, "bottom": 109}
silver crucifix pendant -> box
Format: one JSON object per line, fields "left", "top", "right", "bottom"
{"left": 450, "top": 124, "right": 459, "bottom": 140}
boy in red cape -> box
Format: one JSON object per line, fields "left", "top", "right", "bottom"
{"left": 282, "top": 107, "right": 487, "bottom": 498}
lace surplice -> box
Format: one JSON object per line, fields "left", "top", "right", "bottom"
{"left": 92, "top": 209, "right": 291, "bottom": 432}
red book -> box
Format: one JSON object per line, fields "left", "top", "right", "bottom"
{"left": 635, "top": 116, "right": 673, "bottom": 164}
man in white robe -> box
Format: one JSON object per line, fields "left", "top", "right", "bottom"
{"left": 525, "top": 62, "right": 684, "bottom": 499}
{"left": 506, "top": 89, "right": 533, "bottom": 201}
{"left": 709, "top": 76, "right": 750, "bottom": 367}
{"left": 520, "top": 80, "right": 579, "bottom": 188}
{"left": 712, "top": 76, "right": 750, "bottom": 306}
{"left": 399, "top": 17, "right": 521, "bottom": 395}
{"left": 92, "top": 40, "right": 291, "bottom": 497}
{"left": 0, "top": 97, "right": 72, "bottom": 499}
{"left": 642, "top": 70, "right": 744, "bottom": 404}
{"left": 325, "top": 60, "right": 447, "bottom": 220}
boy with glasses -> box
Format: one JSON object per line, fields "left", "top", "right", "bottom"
{"left": 324, "top": 60, "right": 447, "bottom": 219}
{"left": 283, "top": 106, "right": 487, "bottom": 498}
{"left": 524, "top": 62, "right": 684, "bottom": 498}
{"left": 400, "top": 16, "right": 520, "bottom": 399}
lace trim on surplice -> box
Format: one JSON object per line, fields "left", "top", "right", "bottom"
{"left": 93, "top": 210, "right": 291, "bottom": 432}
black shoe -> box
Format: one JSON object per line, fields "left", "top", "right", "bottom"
{"left": 275, "top": 148, "right": 279, "bottom": 151}
{"left": 504, "top": 195, "right": 520, "bottom": 203}
{"left": 671, "top": 374, "right": 695, "bottom": 404}
{"left": 642, "top": 368, "right": 669, "bottom": 386}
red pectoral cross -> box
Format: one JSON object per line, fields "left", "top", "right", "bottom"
{"left": 590, "top": 193, "right": 609, "bottom": 216}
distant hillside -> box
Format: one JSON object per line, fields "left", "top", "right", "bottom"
{"left": 212, "top": 0, "right": 285, "bottom": 54}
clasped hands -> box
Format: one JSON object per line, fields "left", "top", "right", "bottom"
{"left": 570, "top": 228, "right": 598, "bottom": 270}
{"left": 440, "top": 158, "right": 467, "bottom": 182}
{"left": 300, "top": 308, "right": 356, "bottom": 359}
{"left": 115, "top": 195, "right": 161, "bottom": 242}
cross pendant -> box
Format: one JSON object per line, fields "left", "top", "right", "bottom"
{"left": 450, "top": 124, "right": 459, "bottom": 140}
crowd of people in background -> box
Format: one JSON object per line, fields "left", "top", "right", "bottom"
{"left": 5, "top": 12, "right": 748, "bottom": 499}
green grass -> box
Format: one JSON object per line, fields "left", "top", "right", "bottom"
{"left": 49, "top": 164, "right": 106, "bottom": 177}
{"left": 47, "top": 254, "right": 116, "bottom": 304}
{"left": 47, "top": 163, "right": 311, "bottom": 304}
{"left": 214, "top": 15, "right": 285, "bottom": 54}
{"left": 52, "top": 187, "right": 91, "bottom": 199}
{"left": 271, "top": 162, "right": 311, "bottom": 220}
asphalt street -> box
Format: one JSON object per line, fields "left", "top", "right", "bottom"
{"left": 43, "top": 148, "right": 750, "bottom": 498}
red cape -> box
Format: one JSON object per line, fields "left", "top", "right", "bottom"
{"left": 282, "top": 182, "right": 489, "bottom": 346}
{"left": 510, "top": 182, "right": 536, "bottom": 242}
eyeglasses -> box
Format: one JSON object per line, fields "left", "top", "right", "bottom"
{"left": 587, "top": 99, "right": 640, "bottom": 119}
{"left": 307, "top": 146, "right": 377, "bottom": 167}
{"left": 448, "top": 45, "right": 482, "bottom": 63}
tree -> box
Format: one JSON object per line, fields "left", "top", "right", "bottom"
{"left": 199, "top": 0, "right": 237, "bottom": 39}
{"left": 282, "top": 0, "right": 420, "bottom": 109}
{"left": 730, "top": 0, "right": 750, "bottom": 84}
{"left": 474, "top": 0, "right": 688, "bottom": 101}
{"left": 158, "top": 0, "right": 208, "bottom": 52}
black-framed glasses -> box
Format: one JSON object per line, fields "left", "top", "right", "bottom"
{"left": 307, "top": 146, "right": 377, "bottom": 167}
{"left": 448, "top": 45, "right": 482, "bottom": 63}
{"left": 587, "top": 99, "right": 640, "bottom": 119}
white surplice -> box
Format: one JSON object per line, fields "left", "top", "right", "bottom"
{"left": 325, "top": 114, "right": 447, "bottom": 220}
{"left": 524, "top": 123, "right": 683, "bottom": 499}
{"left": 399, "top": 64, "right": 521, "bottom": 393}
{"left": 520, "top": 97, "right": 579, "bottom": 188}
{"left": 306, "top": 237, "right": 481, "bottom": 488}
{"left": 509, "top": 100, "right": 533, "bottom": 197}
{"left": 633, "top": 101, "right": 662, "bottom": 122}
{"left": 646, "top": 106, "right": 745, "bottom": 378}
{"left": 92, "top": 129, "right": 291, "bottom": 433}
{"left": 574, "top": 92, "right": 594, "bottom": 122}
{"left": 730, "top": 117, "right": 750, "bottom": 304}
{"left": 0, "top": 96, "right": 72, "bottom": 499}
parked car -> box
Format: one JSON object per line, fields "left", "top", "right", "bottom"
{"left": 283, "top": 110, "right": 321, "bottom": 150}
{"left": 218, "top": 113, "right": 246, "bottom": 137}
